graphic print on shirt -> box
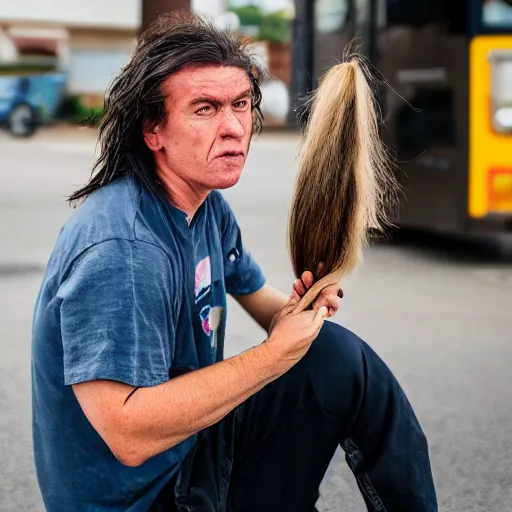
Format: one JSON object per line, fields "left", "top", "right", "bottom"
{"left": 194, "top": 256, "right": 223, "bottom": 354}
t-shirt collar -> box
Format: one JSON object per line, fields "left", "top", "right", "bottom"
{"left": 163, "top": 195, "right": 209, "bottom": 232}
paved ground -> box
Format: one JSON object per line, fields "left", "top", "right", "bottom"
{"left": 1, "top": 129, "right": 511, "bottom": 511}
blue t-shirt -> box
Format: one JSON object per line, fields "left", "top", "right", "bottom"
{"left": 31, "top": 177, "right": 265, "bottom": 512}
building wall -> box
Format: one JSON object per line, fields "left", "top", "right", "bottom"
{"left": 0, "top": 0, "right": 141, "bottom": 96}
{"left": 191, "top": 0, "right": 227, "bottom": 18}
{"left": 67, "top": 30, "right": 137, "bottom": 96}
{"left": 0, "top": 0, "right": 141, "bottom": 29}
{"left": 0, "top": 0, "right": 242, "bottom": 101}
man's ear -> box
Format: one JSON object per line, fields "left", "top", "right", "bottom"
{"left": 143, "top": 119, "right": 163, "bottom": 152}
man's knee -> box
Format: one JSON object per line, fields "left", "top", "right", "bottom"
{"left": 302, "top": 320, "right": 367, "bottom": 413}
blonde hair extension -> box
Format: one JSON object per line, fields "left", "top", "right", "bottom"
{"left": 289, "top": 52, "right": 398, "bottom": 313}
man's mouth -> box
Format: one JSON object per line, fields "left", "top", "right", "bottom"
{"left": 216, "top": 151, "right": 244, "bottom": 159}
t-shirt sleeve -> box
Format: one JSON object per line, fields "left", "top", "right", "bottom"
{"left": 58, "top": 239, "right": 176, "bottom": 387}
{"left": 216, "top": 193, "right": 266, "bottom": 296}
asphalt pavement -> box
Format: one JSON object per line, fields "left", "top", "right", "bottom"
{"left": 1, "top": 128, "right": 511, "bottom": 511}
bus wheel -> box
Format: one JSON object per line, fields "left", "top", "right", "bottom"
{"left": 494, "top": 235, "right": 512, "bottom": 262}
{"left": 7, "top": 103, "right": 38, "bottom": 137}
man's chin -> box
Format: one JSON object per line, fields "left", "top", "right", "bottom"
{"left": 212, "top": 167, "right": 244, "bottom": 190}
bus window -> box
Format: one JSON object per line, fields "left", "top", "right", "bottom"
{"left": 386, "top": 0, "right": 444, "bottom": 27}
{"left": 483, "top": 0, "right": 512, "bottom": 27}
{"left": 315, "top": 0, "right": 349, "bottom": 34}
{"left": 386, "top": 0, "right": 466, "bottom": 34}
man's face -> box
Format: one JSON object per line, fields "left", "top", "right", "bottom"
{"left": 146, "top": 64, "right": 254, "bottom": 193}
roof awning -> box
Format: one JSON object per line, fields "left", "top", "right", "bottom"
{"left": 12, "top": 37, "right": 59, "bottom": 56}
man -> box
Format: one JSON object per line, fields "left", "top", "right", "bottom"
{"left": 31, "top": 13, "right": 437, "bottom": 512}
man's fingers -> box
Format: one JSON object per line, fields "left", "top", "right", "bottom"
{"left": 289, "top": 287, "right": 301, "bottom": 304}
{"left": 293, "top": 279, "right": 306, "bottom": 297}
{"left": 291, "top": 272, "right": 341, "bottom": 316}
{"left": 323, "top": 294, "right": 341, "bottom": 312}
{"left": 292, "top": 272, "right": 314, "bottom": 298}
{"left": 301, "top": 271, "right": 314, "bottom": 290}
{"left": 301, "top": 306, "right": 327, "bottom": 325}
{"left": 317, "top": 306, "right": 329, "bottom": 319}
{"left": 321, "top": 283, "right": 342, "bottom": 296}
{"left": 312, "top": 293, "right": 339, "bottom": 309}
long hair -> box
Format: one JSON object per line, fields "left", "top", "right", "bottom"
{"left": 69, "top": 12, "right": 265, "bottom": 203}
{"left": 289, "top": 50, "right": 399, "bottom": 312}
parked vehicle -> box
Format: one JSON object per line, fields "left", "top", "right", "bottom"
{"left": 0, "top": 63, "right": 65, "bottom": 137}
{"left": 293, "top": 0, "right": 512, "bottom": 236}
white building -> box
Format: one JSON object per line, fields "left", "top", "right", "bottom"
{"left": 0, "top": 0, "right": 228, "bottom": 99}
{"left": 192, "top": 0, "right": 228, "bottom": 19}
{"left": 0, "top": 0, "right": 142, "bottom": 98}
{"left": 0, "top": 0, "right": 287, "bottom": 122}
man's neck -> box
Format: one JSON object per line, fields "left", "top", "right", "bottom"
{"left": 158, "top": 169, "right": 209, "bottom": 223}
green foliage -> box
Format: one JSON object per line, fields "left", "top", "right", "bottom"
{"left": 56, "top": 95, "right": 104, "bottom": 126}
{"left": 228, "top": 4, "right": 262, "bottom": 26}
{"left": 79, "top": 105, "right": 104, "bottom": 127}
{"left": 260, "top": 11, "right": 291, "bottom": 44}
{"left": 228, "top": 4, "right": 291, "bottom": 44}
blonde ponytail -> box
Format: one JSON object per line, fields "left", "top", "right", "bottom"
{"left": 289, "top": 53, "right": 398, "bottom": 313}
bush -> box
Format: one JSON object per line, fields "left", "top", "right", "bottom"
{"left": 260, "top": 11, "right": 291, "bottom": 44}
{"left": 228, "top": 5, "right": 291, "bottom": 44}
{"left": 55, "top": 95, "right": 104, "bottom": 126}
{"left": 228, "top": 5, "right": 262, "bottom": 26}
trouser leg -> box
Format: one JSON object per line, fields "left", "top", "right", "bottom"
{"left": 227, "top": 321, "right": 438, "bottom": 512}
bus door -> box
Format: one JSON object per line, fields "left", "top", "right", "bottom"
{"left": 367, "top": 0, "right": 471, "bottom": 233}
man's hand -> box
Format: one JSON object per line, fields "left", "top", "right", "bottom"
{"left": 268, "top": 270, "right": 343, "bottom": 336}
{"left": 292, "top": 270, "right": 343, "bottom": 318}
{"left": 233, "top": 269, "right": 342, "bottom": 334}
{"left": 265, "top": 288, "right": 328, "bottom": 372}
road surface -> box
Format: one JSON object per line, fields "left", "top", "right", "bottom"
{"left": 1, "top": 129, "right": 511, "bottom": 511}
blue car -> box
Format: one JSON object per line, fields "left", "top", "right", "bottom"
{"left": 0, "top": 66, "right": 65, "bottom": 136}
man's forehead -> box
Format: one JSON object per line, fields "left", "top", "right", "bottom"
{"left": 163, "top": 64, "right": 251, "bottom": 100}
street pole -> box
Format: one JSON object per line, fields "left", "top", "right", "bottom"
{"left": 141, "top": 0, "right": 191, "bottom": 33}
{"left": 287, "top": 0, "right": 315, "bottom": 128}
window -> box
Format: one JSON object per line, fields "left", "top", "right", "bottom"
{"left": 386, "top": 0, "right": 444, "bottom": 27}
{"left": 386, "top": 0, "right": 467, "bottom": 34}
{"left": 315, "top": 0, "right": 349, "bottom": 34}
{"left": 483, "top": 0, "right": 512, "bottom": 28}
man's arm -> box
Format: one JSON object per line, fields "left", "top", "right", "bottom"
{"left": 73, "top": 342, "right": 278, "bottom": 467}
{"left": 233, "top": 273, "right": 343, "bottom": 332}
{"left": 73, "top": 294, "right": 327, "bottom": 467}
{"left": 61, "top": 241, "right": 328, "bottom": 468}
{"left": 232, "top": 284, "right": 288, "bottom": 332}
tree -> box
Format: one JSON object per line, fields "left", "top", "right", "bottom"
{"left": 228, "top": 4, "right": 291, "bottom": 44}
{"left": 228, "top": 5, "right": 263, "bottom": 27}
{"left": 260, "top": 11, "right": 291, "bottom": 44}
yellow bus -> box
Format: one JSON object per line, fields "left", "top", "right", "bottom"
{"left": 292, "top": 0, "right": 512, "bottom": 235}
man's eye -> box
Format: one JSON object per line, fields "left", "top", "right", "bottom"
{"left": 234, "top": 100, "right": 249, "bottom": 109}
{"left": 197, "top": 106, "right": 211, "bottom": 114}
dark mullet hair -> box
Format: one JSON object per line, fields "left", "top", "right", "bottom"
{"left": 69, "top": 11, "right": 265, "bottom": 204}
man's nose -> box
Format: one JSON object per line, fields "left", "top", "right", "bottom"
{"left": 219, "top": 108, "right": 245, "bottom": 139}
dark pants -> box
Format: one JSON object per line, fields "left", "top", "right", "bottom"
{"left": 154, "top": 321, "right": 438, "bottom": 511}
